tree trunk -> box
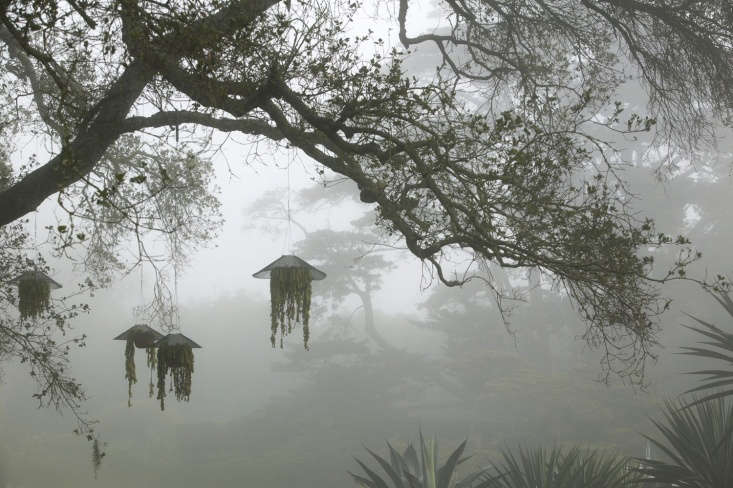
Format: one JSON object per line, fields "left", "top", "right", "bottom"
{"left": 355, "top": 287, "right": 393, "bottom": 351}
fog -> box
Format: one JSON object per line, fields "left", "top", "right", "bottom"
{"left": 2, "top": 3, "right": 733, "bottom": 488}
{"left": 1, "top": 149, "right": 731, "bottom": 486}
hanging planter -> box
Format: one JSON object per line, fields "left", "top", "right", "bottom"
{"left": 154, "top": 333, "right": 200, "bottom": 411}
{"left": 113, "top": 324, "right": 163, "bottom": 407}
{"left": 9, "top": 271, "right": 62, "bottom": 319}
{"left": 253, "top": 255, "right": 326, "bottom": 350}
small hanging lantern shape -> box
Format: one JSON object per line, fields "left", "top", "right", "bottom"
{"left": 10, "top": 270, "right": 62, "bottom": 319}
{"left": 113, "top": 324, "right": 164, "bottom": 407}
{"left": 155, "top": 333, "right": 201, "bottom": 411}
{"left": 253, "top": 255, "right": 326, "bottom": 350}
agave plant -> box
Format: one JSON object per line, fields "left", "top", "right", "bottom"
{"left": 636, "top": 397, "right": 733, "bottom": 488}
{"left": 475, "top": 447, "right": 636, "bottom": 488}
{"left": 349, "top": 431, "right": 488, "bottom": 488}
{"left": 680, "top": 291, "right": 733, "bottom": 404}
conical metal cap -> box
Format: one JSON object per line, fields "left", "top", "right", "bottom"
{"left": 113, "top": 324, "right": 164, "bottom": 341}
{"left": 9, "top": 271, "right": 62, "bottom": 289}
{"left": 155, "top": 333, "right": 202, "bottom": 348}
{"left": 252, "top": 255, "right": 326, "bottom": 280}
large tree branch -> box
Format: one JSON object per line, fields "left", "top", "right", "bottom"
{"left": 121, "top": 110, "right": 284, "bottom": 140}
{"left": 0, "top": 59, "right": 155, "bottom": 227}
{"left": 0, "top": 0, "right": 284, "bottom": 228}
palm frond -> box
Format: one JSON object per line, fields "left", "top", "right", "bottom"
{"left": 680, "top": 292, "right": 733, "bottom": 405}
{"left": 476, "top": 446, "right": 634, "bottom": 488}
{"left": 635, "top": 397, "right": 733, "bottom": 488}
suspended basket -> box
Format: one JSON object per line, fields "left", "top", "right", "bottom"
{"left": 154, "top": 333, "right": 201, "bottom": 411}
{"left": 9, "top": 271, "right": 62, "bottom": 320}
{"left": 114, "top": 324, "right": 164, "bottom": 407}
{"left": 253, "top": 255, "right": 326, "bottom": 350}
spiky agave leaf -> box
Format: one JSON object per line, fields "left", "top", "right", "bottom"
{"left": 350, "top": 432, "right": 475, "bottom": 488}
{"left": 364, "top": 446, "right": 407, "bottom": 488}
{"left": 437, "top": 439, "right": 469, "bottom": 488}
{"left": 418, "top": 430, "right": 437, "bottom": 488}
{"left": 637, "top": 397, "right": 733, "bottom": 488}
{"left": 680, "top": 293, "right": 733, "bottom": 405}
{"left": 403, "top": 443, "right": 420, "bottom": 477}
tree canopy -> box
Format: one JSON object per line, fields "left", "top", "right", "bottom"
{"left": 0, "top": 0, "right": 731, "bottom": 427}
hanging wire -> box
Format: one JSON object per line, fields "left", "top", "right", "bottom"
{"left": 286, "top": 160, "right": 293, "bottom": 253}
{"left": 173, "top": 257, "right": 181, "bottom": 331}
{"left": 136, "top": 263, "right": 144, "bottom": 321}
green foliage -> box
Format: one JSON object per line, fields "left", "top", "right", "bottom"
{"left": 270, "top": 267, "right": 312, "bottom": 349}
{"left": 681, "top": 292, "right": 733, "bottom": 405}
{"left": 156, "top": 345, "right": 194, "bottom": 411}
{"left": 17, "top": 277, "right": 50, "bottom": 319}
{"left": 350, "top": 431, "right": 479, "bottom": 488}
{"left": 478, "top": 447, "right": 636, "bottom": 488}
{"left": 638, "top": 397, "right": 733, "bottom": 488}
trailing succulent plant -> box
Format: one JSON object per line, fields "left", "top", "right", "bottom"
{"left": 123, "top": 341, "right": 159, "bottom": 406}
{"left": 17, "top": 277, "right": 51, "bottom": 319}
{"left": 156, "top": 344, "right": 194, "bottom": 411}
{"left": 117, "top": 325, "right": 161, "bottom": 407}
{"left": 124, "top": 339, "right": 137, "bottom": 407}
{"left": 270, "top": 267, "right": 312, "bottom": 349}
{"left": 146, "top": 346, "right": 156, "bottom": 398}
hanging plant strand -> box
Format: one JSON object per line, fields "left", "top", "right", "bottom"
{"left": 270, "top": 267, "right": 312, "bottom": 349}
{"left": 124, "top": 339, "right": 137, "bottom": 407}
{"left": 91, "top": 438, "right": 103, "bottom": 479}
{"left": 146, "top": 346, "right": 157, "bottom": 398}
{"left": 254, "top": 255, "right": 325, "bottom": 349}
{"left": 18, "top": 278, "right": 50, "bottom": 319}
{"left": 156, "top": 345, "right": 194, "bottom": 411}
{"left": 113, "top": 324, "right": 163, "bottom": 406}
